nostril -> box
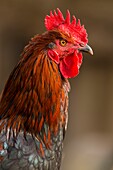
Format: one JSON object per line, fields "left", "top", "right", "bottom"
{"left": 80, "top": 43, "right": 85, "bottom": 47}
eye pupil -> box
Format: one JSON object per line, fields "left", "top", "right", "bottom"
{"left": 60, "top": 39, "right": 67, "bottom": 46}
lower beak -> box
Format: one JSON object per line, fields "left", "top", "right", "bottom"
{"left": 79, "top": 44, "right": 93, "bottom": 55}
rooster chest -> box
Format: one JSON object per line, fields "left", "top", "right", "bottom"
{"left": 0, "top": 130, "right": 64, "bottom": 170}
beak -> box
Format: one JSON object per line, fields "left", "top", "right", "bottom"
{"left": 79, "top": 44, "right": 93, "bottom": 55}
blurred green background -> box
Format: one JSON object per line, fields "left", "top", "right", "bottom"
{"left": 0, "top": 1, "right": 113, "bottom": 170}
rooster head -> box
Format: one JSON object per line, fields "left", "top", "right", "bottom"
{"left": 45, "top": 8, "right": 93, "bottom": 78}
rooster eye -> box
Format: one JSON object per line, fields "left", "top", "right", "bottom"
{"left": 60, "top": 39, "right": 67, "bottom": 47}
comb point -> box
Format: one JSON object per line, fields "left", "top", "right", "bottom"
{"left": 65, "top": 10, "right": 70, "bottom": 24}
{"left": 57, "top": 8, "right": 64, "bottom": 21}
{"left": 71, "top": 15, "right": 76, "bottom": 26}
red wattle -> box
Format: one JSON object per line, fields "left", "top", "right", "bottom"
{"left": 59, "top": 52, "right": 83, "bottom": 78}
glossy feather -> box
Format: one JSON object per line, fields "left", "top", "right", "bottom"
{"left": 0, "top": 9, "right": 92, "bottom": 170}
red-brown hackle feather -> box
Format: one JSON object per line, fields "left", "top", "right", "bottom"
{"left": 0, "top": 32, "right": 66, "bottom": 148}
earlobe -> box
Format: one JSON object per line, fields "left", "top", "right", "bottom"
{"left": 48, "top": 50, "right": 59, "bottom": 64}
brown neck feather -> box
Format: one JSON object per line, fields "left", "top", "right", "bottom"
{"left": 0, "top": 32, "right": 66, "bottom": 145}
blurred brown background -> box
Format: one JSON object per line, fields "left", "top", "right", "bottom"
{"left": 0, "top": 1, "right": 113, "bottom": 170}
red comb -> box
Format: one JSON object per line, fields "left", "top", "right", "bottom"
{"left": 45, "top": 8, "right": 88, "bottom": 44}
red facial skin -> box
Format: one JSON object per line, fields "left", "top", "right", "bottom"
{"left": 45, "top": 9, "right": 88, "bottom": 78}
{"left": 48, "top": 39, "right": 83, "bottom": 78}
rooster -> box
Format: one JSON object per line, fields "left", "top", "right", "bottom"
{"left": 0, "top": 9, "right": 93, "bottom": 170}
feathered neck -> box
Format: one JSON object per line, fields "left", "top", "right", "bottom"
{"left": 0, "top": 33, "right": 67, "bottom": 148}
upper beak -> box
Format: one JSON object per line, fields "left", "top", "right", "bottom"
{"left": 79, "top": 44, "right": 93, "bottom": 55}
